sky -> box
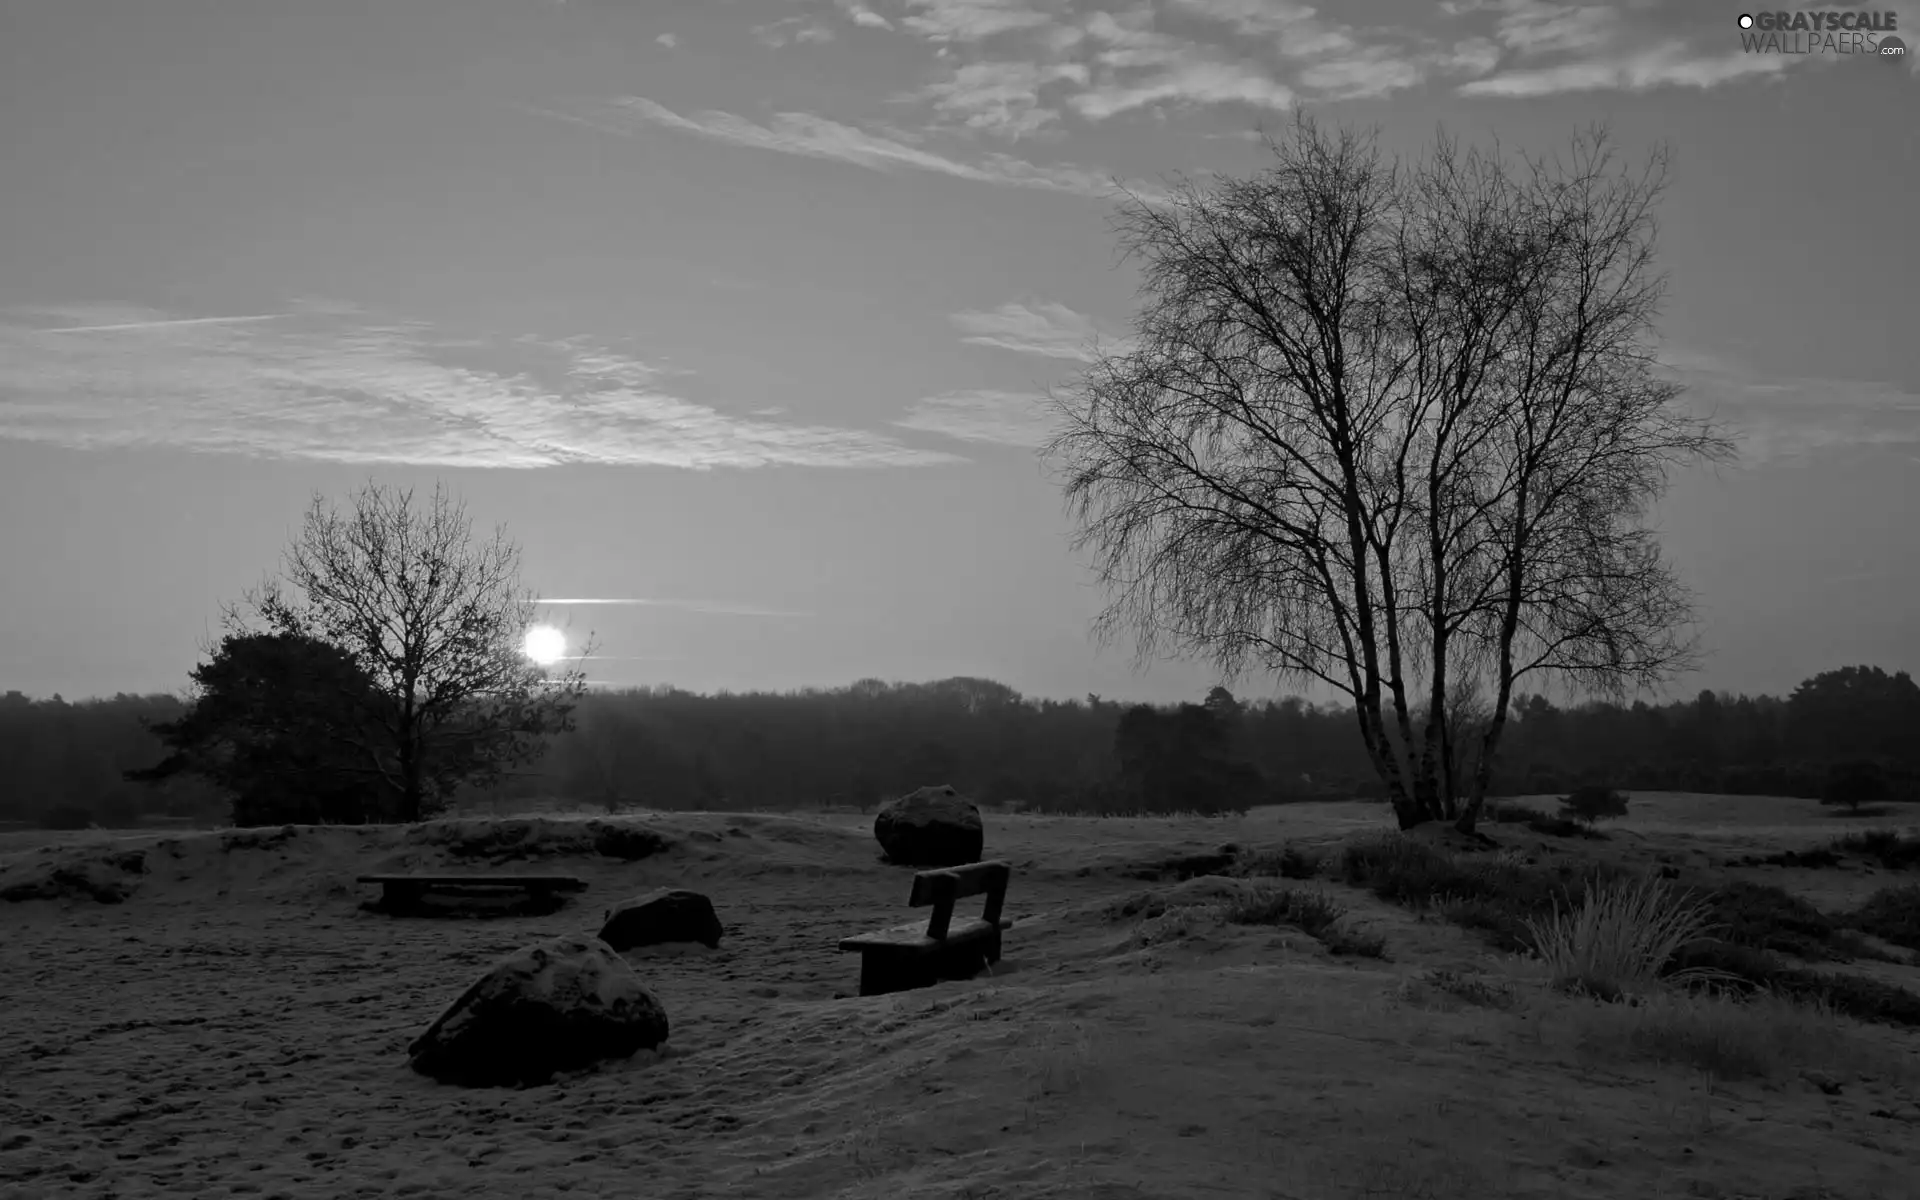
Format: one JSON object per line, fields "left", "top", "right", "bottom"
{"left": 0, "top": 0, "right": 1915, "bottom": 707}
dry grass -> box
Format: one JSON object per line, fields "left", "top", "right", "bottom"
{"left": 1560, "top": 986, "right": 1920, "bottom": 1086}
{"left": 1523, "top": 871, "right": 1727, "bottom": 999}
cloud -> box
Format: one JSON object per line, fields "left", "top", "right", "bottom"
{"left": 950, "top": 299, "right": 1123, "bottom": 361}
{"left": 753, "top": 17, "right": 835, "bottom": 48}
{"left": 539, "top": 598, "right": 811, "bottom": 616}
{"left": 836, "top": 0, "right": 894, "bottom": 30}
{"left": 898, "top": 0, "right": 1059, "bottom": 42}
{"left": 1667, "top": 347, "right": 1920, "bottom": 467}
{"left": 655, "top": 32, "right": 678, "bottom": 49}
{"left": 532, "top": 96, "right": 1148, "bottom": 200}
{"left": 0, "top": 304, "right": 962, "bottom": 470}
{"left": 916, "top": 59, "right": 1090, "bottom": 139}
{"left": 895, "top": 389, "right": 1057, "bottom": 447}
{"left": 1459, "top": 41, "right": 1788, "bottom": 95}
{"left": 1491, "top": 2, "right": 1617, "bottom": 55}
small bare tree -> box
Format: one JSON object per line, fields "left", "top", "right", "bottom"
{"left": 228, "top": 480, "right": 592, "bottom": 823}
{"left": 1045, "top": 116, "right": 1734, "bottom": 832}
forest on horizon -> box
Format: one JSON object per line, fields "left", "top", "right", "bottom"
{"left": 2, "top": 663, "right": 1915, "bottom": 830}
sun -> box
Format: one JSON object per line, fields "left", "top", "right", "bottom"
{"left": 522, "top": 625, "right": 567, "bottom": 666}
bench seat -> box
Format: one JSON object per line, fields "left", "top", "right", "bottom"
{"left": 838, "top": 860, "right": 1013, "bottom": 996}
{"left": 838, "top": 915, "right": 1012, "bottom": 953}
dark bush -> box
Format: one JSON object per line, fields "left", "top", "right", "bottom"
{"left": 1822, "top": 760, "right": 1891, "bottom": 813}
{"left": 1527, "top": 814, "right": 1603, "bottom": 839}
{"left": 1853, "top": 884, "right": 1920, "bottom": 953}
{"left": 1702, "top": 880, "right": 1846, "bottom": 961}
{"left": 1559, "top": 785, "right": 1630, "bottom": 827}
{"left": 1833, "top": 829, "right": 1920, "bottom": 870}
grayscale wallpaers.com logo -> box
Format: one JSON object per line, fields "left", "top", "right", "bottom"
{"left": 1737, "top": 10, "right": 1906, "bottom": 58}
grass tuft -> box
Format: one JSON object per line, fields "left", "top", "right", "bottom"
{"left": 1564, "top": 987, "right": 1919, "bottom": 1085}
{"left": 1522, "top": 872, "right": 1727, "bottom": 999}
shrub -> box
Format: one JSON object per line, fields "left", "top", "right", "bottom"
{"left": 1223, "top": 884, "right": 1344, "bottom": 937}
{"left": 1665, "top": 939, "right": 1920, "bottom": 1028}
{"left": 1822, "top": 761, "right": 1891, "bottom": 813}
{"left": 1832, "top": 828, "right": 1920, "bottom": 870}
{"left": 1277, "top": 844, "right": 1323, "bottom": 879}
{"left": 1565, "top": 988, "right": 1910, "bottom": 1084}
{"left": 1221, "top": 883, "right": 1387, "bottom": 957}
{"left": 1523, "top": 873, "right": 1724, "bottom": 999}
{"left": 1703, "top": 881, "right": 1846, "bottom": 962}
{"left": 1853, "top": 884, "right": 1920, "bottom": 953}
{"left": 1483, "top": 800, "right": 1550, "bottom": 825}
{"left": 1527, "top": 814, "right": 1602, "bottom": 839}
{"left": 1559, "top": 785, "right": 1630, "bottom": 827}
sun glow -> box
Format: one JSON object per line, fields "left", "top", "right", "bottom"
{"left": 523, "top": 625, "right": 567, "bottom": 666}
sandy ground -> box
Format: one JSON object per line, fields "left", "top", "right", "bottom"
{"left": 3, "top": 794, "right": 1918, "bottom": 1199}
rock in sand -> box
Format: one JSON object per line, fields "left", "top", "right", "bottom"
{"left": 598, "top": 888, "right": 724, "bottom": 951}
{"left": 874, "top": 784, "right": 984, "bottom": 867}
{"left": 407, "top": 935, "right": 669, "bottom": 1087}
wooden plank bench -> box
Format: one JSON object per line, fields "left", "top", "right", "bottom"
{"left": 838, "top": 860, "right": 1014, "bottom": 997}
{"left": 357, "top": 874, "right": 587, "bottom": 913}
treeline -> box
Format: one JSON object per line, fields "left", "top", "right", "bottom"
{"left": 1, "top": 664, "right": 1915, "bottom": 829}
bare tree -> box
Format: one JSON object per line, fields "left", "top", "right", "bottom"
{"left": 1044, "top": 115, "right": 1734, "bottom": 832}
{"left": 228, "top": 481, "right": 592, "bottom": 823}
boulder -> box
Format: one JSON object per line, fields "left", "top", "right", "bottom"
{"left": 598, "top": 888, "right": 724, "bottom": 951}
{"left": 407, "top": 935, "right": 669, "bottom": 1087}
{"left": 873, "top": 784, "right": 984, "bottom": 867}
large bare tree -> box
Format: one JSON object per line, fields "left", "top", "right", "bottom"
{"left": 229, "top": 481, "right": 591, "bottom": 823}
{"left": 1044, "top": 116, "right": 1735, "bottom": 832}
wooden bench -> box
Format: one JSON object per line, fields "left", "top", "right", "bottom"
{"left": 357, "top": 874, "right": 587, "bottom": 913}
{"left": 838, "top": 860, "right": 1014, "bottom": 997}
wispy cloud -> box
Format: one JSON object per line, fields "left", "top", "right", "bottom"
{"left": 539, "top": 598, "right": 812, "bottom": 617}
{"left": 41, "top": 313, "right": 292, "bottom": 334}
{"left": 655, "top": 32, "right": 679, "bottom": 49}
{"left": 950, "top": 299, "right": 1122, "bottom": 361}
{"left": 0, "top": 304, "right": 961, "bottom": 470}
{"left": 898, "top": 0, "right": 1059, "bottom": 43}
{"left": 1460, "top": 41, "right": 1788, "bottom": 95}
{"left": 916, "top": 59, "right": 1090, "bottom": 139}
{"left": 753, "top": 17, "right": 836, "bottom": 48}
{"left": 1668, "top": 347, "right": 1920, "bottom": 467}
{"left": 531, "top": 96, "right": 1146, "bottom": 200}
{"left": 836, "top": 0, "right": 895, "bottom": 30}
{"left": 895, "top": 389, "right": 1057, "bottom": 447}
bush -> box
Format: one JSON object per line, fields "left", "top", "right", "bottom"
{"left": 1853, "top": 884, "right": 1920, "bottom": 953}
{"left": 1483, "top": 800, "right": 1550, "bottom": 825}
{"left": 1527, "top": 814, "right": 1602, "bottom": 839}
{"left": 1523, "top": 873, "right": 1724, "bottom": 1000}
{"left": 1277, "top": 844, "right": 1323, "bottom": 879}
{"left": 1559, "top": 785, "right": 1630, "bottom": 827}
{"left": 1222, "top": 884, "right": 1345, "bottom": 937}
{"left": 1704, "top": 880, "right": 1847, "bottom": 962}
{"left": 1665, "top": 939, "right": 1920, "bottom": 1028}
{"left": 1565, "top": 988, "right": 1908, "bottom": 1084}
{"left": 1833, "top": 828, "right": 1920, "bottom": 870}
{"left": 1222, "top": 883, "right": 1388, "bottom": 958}
{"left": 1822, "top": 760, "right": 1891, "bottom": 813}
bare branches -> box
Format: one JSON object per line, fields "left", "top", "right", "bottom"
{"left": 225, "top": 480, "right": 591, "bottom": 821}
{"left": 1044, "top": 115, "right": 1734, "bottom": 831}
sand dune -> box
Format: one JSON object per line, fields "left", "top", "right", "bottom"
{"left": 4, "top": 798, "right": 1919, "bottom": 1198}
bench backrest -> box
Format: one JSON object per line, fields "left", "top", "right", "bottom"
{"left": 908, "top": 860, "right": 1010, "bottom": 940}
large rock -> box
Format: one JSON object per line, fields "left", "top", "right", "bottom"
{"left": 598, "top": 888, "right": 724, "bottom": 951}
{"left": 407, "top": 935, "right": 669, "bottom": 1087}
{"left": 873, "top": 784, "right": 984, "bottom": 867}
